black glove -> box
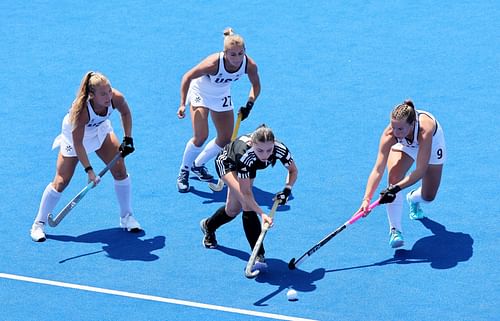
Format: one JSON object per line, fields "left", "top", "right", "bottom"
{"left": 238, "top": 101, "right": 254, "bottom": 121}
{"left": 119, "top": 136, "right": 135, "bottom": 157}
{"left": 379, "top": 184, "right": 401, "bottom": 204}
{"left": 275, "top": 186, "right": 292, "bottom": 205}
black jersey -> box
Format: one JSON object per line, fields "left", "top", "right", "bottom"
{"left": 214, "top": 135, "right": 293, "bottom": 179}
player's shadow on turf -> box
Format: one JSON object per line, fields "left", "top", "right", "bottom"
{"left": 191, "top": 185, "right": 293, "bottom": 211}
{"left": 325, "top": 217, "right": 473, "bottom": 272}
{"left": 216, "top": 245, "right": 324, "bottom": 306}
{"left": 47, "top": 228, "right": 166, "bottom": 263}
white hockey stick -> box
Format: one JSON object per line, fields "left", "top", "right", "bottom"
{"left": 244, "top": 199, "right": 280, "bottom": 278}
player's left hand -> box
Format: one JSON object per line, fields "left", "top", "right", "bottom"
{"left": 274, "top": 186, "right": 292, "bottom": 205}
{"left": 238, "top": 101, "right": 254, "bottom": 121}
{"left": 120, "top": 136, "right": 135, "bottom": 157}
{"left": 379, "top": 184, "right": 401, "bottom": 204}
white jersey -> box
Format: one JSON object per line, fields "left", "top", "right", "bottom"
{"left": 188, "top": 52, "right": 247, "bottom": 111}
{"left": 393, "top": 110, "right": 446, "bottom": 165}
{"left": 52, "top": 101, "right": 115, "bottom": 157}
{"left": 397, "top": 110, "right": 438, "bottom": 149}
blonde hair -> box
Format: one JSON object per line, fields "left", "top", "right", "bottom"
{"left": 251, "top": 124, "right": 275, "bottom": 143}
{"left": 223, "top": 27, "right": 245, "bottom": 51}
{"left": 392, "top": 99, "right": 416, "bottom": 124}
{"left": 69, "top": 71, "right": 110, "bottom": 125}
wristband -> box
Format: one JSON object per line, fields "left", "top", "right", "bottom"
{"left": 84, "top": 166, "right": 93, "bottom": 173}
{"left": 285, "top": 185, "right": 292, "bottom": 191}
{"left": 246, "top": 101, "right": 254, "bottom": 109}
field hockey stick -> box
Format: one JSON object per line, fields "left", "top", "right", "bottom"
{"left": 208, "top": 112, "right": 242, "bottom": 192}
{"left": 244, "top": 199, "right": 281, "bottom": 279}
{"left": 47, "top": 152, "right": 123, "bottom": 227}
{"left": 288, "top": 198, "right": 381, "bottom": 270}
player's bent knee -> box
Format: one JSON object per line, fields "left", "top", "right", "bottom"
{"left": 52, "top": 179, "right": 68, "bottom": 193}
{"left": 225, "top": 207, "right": 241, "bottom": 218}
{"left": 192, "top": 137, "right": 208, "bottom": 147}
{"left": 422, "top": 193, "right": 436, "bottom": 202}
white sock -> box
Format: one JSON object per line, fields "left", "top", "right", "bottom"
{"left": 408, "top": 187, "right": 431, "bottom": 204}
{"left": 114, "top": 175, "right": 132, "bottom": 218}
{"left": 180, "top": 140, "right": 203, "bottom": 171}
{"left": 194, "top": 138, "right": 222, "bottom": 167}
{"left": 35, "top": 183, "right": 62, "bottom": 223}
{"left": 386, "top": 192, "right": 404, "bottom": 232}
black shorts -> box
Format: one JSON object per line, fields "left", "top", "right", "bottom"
{"left": 214, "top": 149, "right": 236, "bottom": 178}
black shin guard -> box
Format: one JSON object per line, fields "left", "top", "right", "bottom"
{"left": 207, "top": 206, "right": 235, "bottom": 232}
{"left": 242, "top": 211, "right": 265, "bottom": 255}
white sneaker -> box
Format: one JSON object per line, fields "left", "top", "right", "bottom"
{"left": 120, "top": 213, "right": 141, "bottom": 232}
{"left": 30, "top": 222, "right": 46, "bottom": 242}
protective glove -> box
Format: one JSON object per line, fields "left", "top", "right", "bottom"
{"left": 119, "top": 136, "right": 135, "bottom": 157}
{"left": 379, "top": 184, "right": 401, "bottom": 204}
{"left": 238, "top": 101, "right": 254, "bottom": 121}
{"left": 274, "top": 186, "right": 292, "bottom": 205}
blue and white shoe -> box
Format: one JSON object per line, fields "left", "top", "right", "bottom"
{"left": 389, "top": 228, "right": 404, "bottom": 248}
{"left": 176, "top": 169, "right": 190, "bottom": 193}
{"left": 407, "top": 190, "right": 424, "bottom": 220}
{"left": 191, "top": 163, "right": 213, "bottom": 182}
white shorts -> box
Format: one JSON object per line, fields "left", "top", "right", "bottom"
{"left": 187, "top": 87, "right": 234, "bottom": 112}
{"left": 52, "top": 115, "right": 114, "bottom": 157}
{"left": 392, "top": 124, "right": 446, "bottom": 165}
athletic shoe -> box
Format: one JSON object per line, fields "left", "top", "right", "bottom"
{"left": 407, "top": 191, "right": 424, "bottom": 220}
{"left": 252, "top": 254, "right": 268, "bottom": 272}
{"left": 200, "top": 218, "right": 217, "bottom": 249}
{"left": 30, "top": 222, "right": 46, "bottom": 242}
{"left": 389, "top": 228, "right": 404, "bottom": 248}
{"left": 191, "top": 163, "right": 213, "bottom": 182}
{"left": 120, "top": 213, "right": 142, "bottom": 232}
{"left": 176, "top": 169, "right": 190, "bottom": 193}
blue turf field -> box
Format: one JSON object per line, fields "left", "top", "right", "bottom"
{"left": 1, "top": 1, "right": 499, "bottom": 320}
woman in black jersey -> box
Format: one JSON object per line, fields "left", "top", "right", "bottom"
{"left": 200, "top": 125, "right": 298, "bottom": 269}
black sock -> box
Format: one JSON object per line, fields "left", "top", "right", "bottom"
{"left": 206, "top": 206, "right": 235, "bottom": 232}
{"left": 242, "top": 211, "right": 265, "bottom": 255}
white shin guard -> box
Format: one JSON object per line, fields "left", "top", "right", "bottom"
{"left": 386, "top": 192, "right": 404, "bottom": 232}
{"left": 114, "top": 175, "right": 132, "bottom": 218}
{"left": 35, "top": 183, "right": 62, "bottom": 223}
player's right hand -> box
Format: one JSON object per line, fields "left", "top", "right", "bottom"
{"left": 359, "top": 198, "right": 371, "bottom": 217}
{"left": 177, "top": 105, "right": 186, "bottom": 119}
{"left": 87, "top": 170, "right": 101, "bottom": 187}
{"left": 261, "top": 213, "right": 273, "bottom": 227}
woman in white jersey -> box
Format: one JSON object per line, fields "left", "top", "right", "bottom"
{"left": 30, "top": 71, "right": 141, "bottom": 242}
{"left": 359, "top": 100, "right": 446, "bottom": 248}
{"left": 176, "top": 27, "right": 261, "bottom": 193}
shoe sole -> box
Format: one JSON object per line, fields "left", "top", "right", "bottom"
{"left": 390, "top": 240, "right": 404, "bottom": 248}
{"left": 177, "top": 182, "right": 190, "bottom": 193}
{"left": 409, "top": 214, "right": 424, "bottom": 220}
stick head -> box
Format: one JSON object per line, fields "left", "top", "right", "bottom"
{"left": 208, "top": 181, "right": 224, "bottom": 192}
{"left": 288, "top": 258, "right": 296, "bottom": 270}
{"left": 245, "top": 269, "right": 260, "bottom": 279}
{"left": 47, "top": 214, "right": 57, "bottom": 227}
